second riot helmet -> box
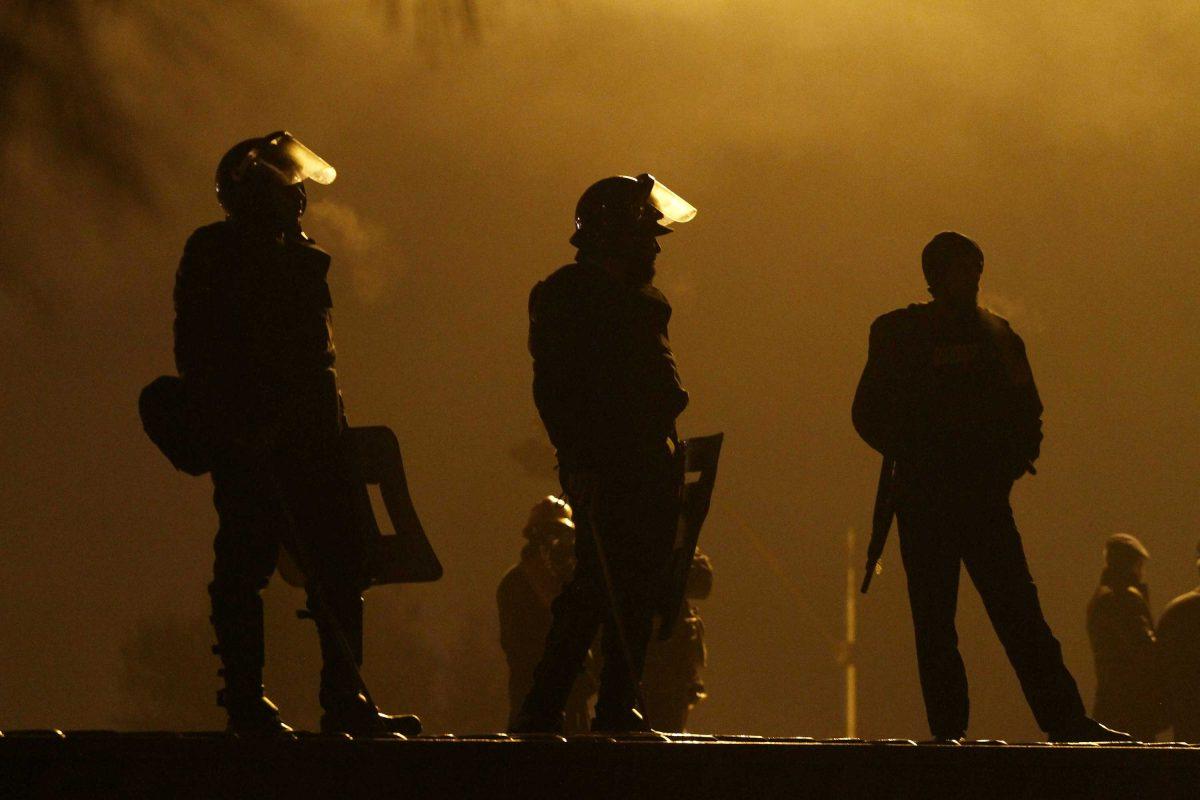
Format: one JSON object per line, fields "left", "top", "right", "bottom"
{"left": 215, "top": 130, "right": 336, "bottom": 219}
{"left": 570, "top": 173, "right": 696, "bottom": 251}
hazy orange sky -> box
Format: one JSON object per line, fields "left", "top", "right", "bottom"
{"left": 1, "top": 1, "right": 1197, "bottom": 738}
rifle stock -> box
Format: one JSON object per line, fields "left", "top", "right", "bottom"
{"left": 860, "top": 455, "right": 897, "bottom": 594}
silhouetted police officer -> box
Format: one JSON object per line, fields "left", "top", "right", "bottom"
{"left": 498, "top": 496, "right": 595, "bottom": 733}
{"left": 1156, "top": 540, "right": 1200, "bottom": 742}
{"left": 852, "top": 231, "right": 1129, "bottom": 742}
{"left": 174, "top": 132, "right": 418, "bottom": 735}
{"left": 512, "top": 173, "right": 696, "bottom": 733}
{"left": 1087, "top": 533, "right": 1164, "bottom": 741}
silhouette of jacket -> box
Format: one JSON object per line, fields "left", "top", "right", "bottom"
{"left": 1086, "top": 570, "right": 1164, "bottom": 740}
{"left": 174, "top": 220, "right": 340, "bottom": 451}
{"left": 1156, "top": 588, "right": 1200, "bottom": 741}
{"left": 853, "top": 303, "right": 1040, "bottom": 480}
{"left": 529, "top": 257, "right": 688, "bottom": 471}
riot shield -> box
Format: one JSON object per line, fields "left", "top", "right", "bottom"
{"left": 274, "top": 425, "right": 441, "bottom": 588}
{"left": 345, "top": 426, "right": 443, "bottom": 585}
{"left": 657, "top": 432, "right": 724, "bottom": 640}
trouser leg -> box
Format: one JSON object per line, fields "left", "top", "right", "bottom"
{"left": 517, "top": 517, "right": 607, "bottom": 727}
{"left": 272, "top": 456, "right": 371, "bottom": 707}
{"left": 962, "top": 499, "right": 1086, "bottom": 733}
{"left": 590, "top": 469, "right": 678, "bottom": 729}
{"left": 209, "top": 466, "right": 281, "bottom": 709}
{"left": 898, "top": 511, "right": 969, "bottom": 738}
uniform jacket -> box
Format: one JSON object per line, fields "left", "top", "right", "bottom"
{"left": 528, "top": 258, "right": 688, "bottom": 471}
{"left": 173, "top": 220, "right": 340, "bottom": 450}
{"left": 852, "top": 302, "right": 1042, "bottom": 481}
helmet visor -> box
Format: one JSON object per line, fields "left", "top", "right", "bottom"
{"left": 644, "top": 175, "right": 697, "bottom": 226}
{"left": 251, "top": 132, "right": 337, "bottom": 186}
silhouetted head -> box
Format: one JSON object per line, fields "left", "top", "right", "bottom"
{"left": 922, "top": 231, "right": 983, "bottom": 312}
{"left": 215, "top": 131, "right": 336, "bottom": 232}
{"left": 522, "top": 495, "right": 576, "bottom": 579}
{"left": 571, "top": 173, "right": 696, "bottom": 284}
{"left": 1105, "top": 532, "right": 1149, "bottom": 580}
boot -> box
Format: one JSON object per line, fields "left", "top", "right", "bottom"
{"left": 220, "top": 688, "right": 292, "bottom": 735}
{"left": 1047, "top": 717, "right": 1134, "bottom": 743}
{"left": 591, "top": 706, "right": 653, "bottom": 734}
{"left": 209, "top": 590, "right": 291, "bottom": 735}
{"left": 312, "top": 593, "right": 421, "bottom": 737}
{"left": 508, "top": 706, "right": 566, "bottom": 735}
{"left": 319, "top": 690, "right": 422, "bottom": 737}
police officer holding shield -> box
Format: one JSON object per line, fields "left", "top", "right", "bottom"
{"left": 173, "top": 132, "right": 418, "bottom": 735}
{"left": 512, "top": 174, "right": 695, "bottom": 733}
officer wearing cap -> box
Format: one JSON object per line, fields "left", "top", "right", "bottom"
{"left": 497, "top": 496, "right": 595, "bottom": 733}
{"left": 512, "top": 173, "right": 695, "bottom": 733}
{"left": 852, "top": 231, "right": 1129, "bottom": 742}
{"left": 1155, "top": 540, "right": 1200, "bottom": 741}
{"left": 173, "top": 132, "right": 418, "bottom": 736}
{"left": 1086, "top": 533, "right": 1164, "bottom": 741}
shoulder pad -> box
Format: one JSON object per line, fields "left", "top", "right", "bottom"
{"left": 870, "top": 304, "right": 925, "bottom": 335}
{"left": 183, "top": 221, "right": 232, "bottom": 254}
{"left": 979, "top": 307, "right": 1015, "bottom": 334}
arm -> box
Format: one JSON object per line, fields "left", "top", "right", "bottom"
{"left": 173, "top": 230, "right": 221, "bottom": 383}
{"left": 852, "top": 314, "right": 912, "bottom": 457}
{"left": 529, "top": 280, "right": 596, "bottom": 466}
{"left": 1002, "top": 330, "right": 1043, "bottom": 472}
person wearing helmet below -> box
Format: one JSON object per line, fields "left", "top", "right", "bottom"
{"left": 1086, "top": 533, "right": 1165, "bottom": 741}
{"left": 173, "top": 132, "right": 419, "bottom": 736}
{"left": 497, "top": 496, "right": 596, "bottom": 733}
{"left": 852, "top": 231, "right": 1131, "bottom": 743}
{"left": 511, "top": 174, "right": 696, "bottom": 733}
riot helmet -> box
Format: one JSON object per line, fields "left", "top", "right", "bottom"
{"left": 523, "top": 495, "right": 576, "bottom": 579}
{"left": 523, "top": 495, "right": 574, "bottom": 544}
{"left": 215, "top": 131, "right": 336, "bottom": 225}
{"left": 570, "top": 173, "right": 696, "bottom": 252}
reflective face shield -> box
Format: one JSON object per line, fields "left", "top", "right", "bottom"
{"left": 635, "top": 173, "right": 697, "bottom": 233}
{"left": 240, "top": 131, "right": 337, "bottom": 187}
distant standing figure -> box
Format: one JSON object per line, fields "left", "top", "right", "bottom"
{"left": 852, "top": 231, "right": 1129, "bottom": 743}
{"left": 1155, "top": 540, "right": 1200, "bottom": 742}
{"left": 641, "top": 551, "right": 712, "bottom": 732}
{"left": 1086, "top": 533, "right": 1164, "bottom": 741}
{"left": 497, "top": 496, "right": 595, "bottom": 733}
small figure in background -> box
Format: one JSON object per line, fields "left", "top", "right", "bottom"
{"left": 1155, "top": 540, "right": 1200, "bottom": 742}
{"left": 641, "top": 551, "right": 712, "bottom": 732}
{"left": 1086, "top": 533, "right": 1164, "bottom": 741}
{"left": 498, "top": 496, "right": 594, "bottom": 733}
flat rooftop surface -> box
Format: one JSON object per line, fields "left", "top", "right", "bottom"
{"left": 3, "top": 731, "right": 1198, "bottom": 800}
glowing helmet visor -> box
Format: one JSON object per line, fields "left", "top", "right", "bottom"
{"left": 642, "top": 174, "right": 697, "bottom": 226}
{"left": 244, "top": 131, "right": 337, "bottom": 187}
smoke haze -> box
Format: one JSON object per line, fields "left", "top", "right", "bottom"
{"left": 1, "top": 1, "right": 1197, "bottom": 737}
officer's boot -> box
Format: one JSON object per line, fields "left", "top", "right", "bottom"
{"left": 210, "top": 587, "right": 291, "bottom": 734}
{"left": 314, "top": 593, "right": 422, "bottom": 737}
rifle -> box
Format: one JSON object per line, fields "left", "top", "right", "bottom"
{"left": 860, "top": 455, "right": 896, "bottom": 594}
